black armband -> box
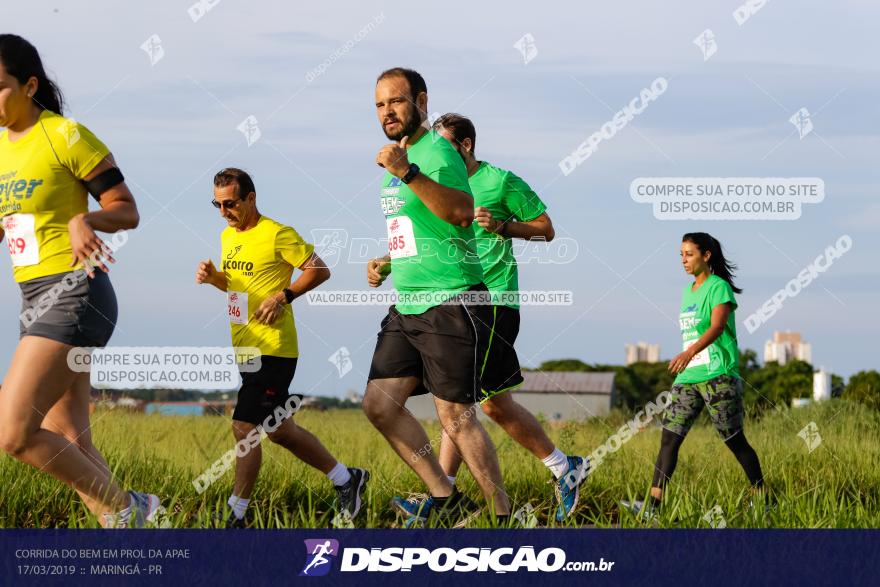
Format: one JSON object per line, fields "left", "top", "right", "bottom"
{"left": 83, "top": 167, "right": 125, "bottom": 201}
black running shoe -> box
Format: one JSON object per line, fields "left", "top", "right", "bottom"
{"left": 431, "top": 490, "right": 481, "bottom": 529}
{"left": 211, "top": 508, "right": 247, "bottom": 528}
{"left": 334, "top": 468, "right": 370, "bottom": 519}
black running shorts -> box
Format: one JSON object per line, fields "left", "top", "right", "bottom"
{"left": 368, "top": 286, "right": 492, "bottom": 404}
{"left": 233, "top": 355, "right": 302, "bottom": 425}
{"left": 478, "top": 305, "right": 524, "bottom": 401}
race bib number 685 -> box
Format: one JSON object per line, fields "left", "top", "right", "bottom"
{"left": 386, "top": 216, "right": 417, "bottom": 259}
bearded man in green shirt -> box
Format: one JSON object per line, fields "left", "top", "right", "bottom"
{"left": 363, "top": 68, "right": 509, "bottom": 526}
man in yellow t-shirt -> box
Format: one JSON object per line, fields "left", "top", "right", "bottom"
{"left": 196, "top": 167, "right": 368, "bottom": 527}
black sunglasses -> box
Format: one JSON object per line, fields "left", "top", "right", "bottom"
{"left": 211, "top": 198, "right": 244, "bottom": 210}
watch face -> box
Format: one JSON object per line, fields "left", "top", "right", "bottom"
{"left": 403, "top": 164, "right": 419, "bottom": 184}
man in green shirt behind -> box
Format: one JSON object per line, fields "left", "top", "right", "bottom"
{"left": 363, "top": 68, "right": 509, "bottom": 526}
{"left": 388, "top": 113, "right": 590, "bottom": 526}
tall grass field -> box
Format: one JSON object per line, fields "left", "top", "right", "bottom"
{"left": 1, "top": 399, "right": 877, "bottom": 528}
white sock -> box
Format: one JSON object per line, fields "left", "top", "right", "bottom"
{"left": 447, "top": 475, "right": 457, "bottom": 487}
{"left": 227, "top": 494, "right": 250, "bottom": 520}
{"left": 327, "top": 462, "right": 351, "bottom": 487}
{"left": 542, "top": 448, "right": 569, "bottom": 479}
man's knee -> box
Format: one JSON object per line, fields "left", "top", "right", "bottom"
{"left": 0, "top": 427, "right": 34, "bottom": 457}
{"left": 480, "top": 395, "right": 513, "bottom": 423}
{"left": 363, "top": 382, "right": 406, "bottom": 428}
{"left": 439, "top": 403, "right": 479, "bottom": 438}
{"left": 232, "top": 421, "right": 256, "bottom": 442}
{"left": 266, "top": 425, "right": 295, "bottom": 446}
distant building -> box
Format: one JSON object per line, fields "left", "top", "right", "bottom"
{"left": 405, "top": 371, "right": 616, "bottom": 422}
{"left": 145, "top": 401, "right": 233, "bottom": 416}
{"left": 764, "top": 331, "right": 811, "bottom": 365}
{"left": 625, "top": 342, "right": 661, "bottom": 365}
{"left": 345, "top": 390, "right": 364, "bottom": 404}
{"left": 813, "top": 369, "right": 832, "bottom": 402}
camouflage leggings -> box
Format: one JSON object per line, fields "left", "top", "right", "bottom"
{"left": 661, "top": 375, "right": 744, "bottom": 440}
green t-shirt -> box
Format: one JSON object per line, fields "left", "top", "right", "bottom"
{"left": 675, "top": 274, "right": 741, "bottom": 384}
{"left": 380, "top": 129, "right": 483, "bottom": 314}
{"left": 468, "top": 162, "right": 547, "bottom": 309}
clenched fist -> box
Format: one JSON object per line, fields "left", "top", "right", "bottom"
{"left": 367, "top": 256, "right": 391, "bottom": 287}
{"left": 376, "top": 136, "right": 411, "bottom": 178}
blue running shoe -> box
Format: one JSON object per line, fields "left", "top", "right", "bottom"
{"left": 555, "top": 456, "right": 589, "bottom": 522}
{"left": 391, "top": 494, "right": 434, "bottom": 528}
{"left": 620, "top": 500, "right": 659, "bottom": 524}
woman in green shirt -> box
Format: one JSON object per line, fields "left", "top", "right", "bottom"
{"left": 627, "top": 232, "right": 764, "bottom": 519}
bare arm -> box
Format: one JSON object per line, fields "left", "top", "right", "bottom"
{"left": 477, "top": 209, "right": 554, "bottom": 241}
{"left": 376, "top": 137, "right": 474, "bottom": 227}
{"left": 77, "top": 155, "right": 140, "bottom": 231}
{"left": 196, "top": 260, "right": 228, "bottom": 292}
{"left": 406, "top": 173, "right": 475, "bottom": 227}
{"left": 288, "top": 252, "right": 331, "bottom": 300}
{"left": 253, "top": 253, "right": 331, "bottom": 324}
{"left": 68, "top": 155, "right": 139, "bottom": 276}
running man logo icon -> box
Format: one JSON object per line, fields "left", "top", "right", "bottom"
{"left": 789, "top": 108, "right": 814, "bottom": 139}
{"left": 227, "top": 244, "right": 242, "bottom": 260}
{"left": 140, "top": 34, "right": 165, "bottom": 66}
{"left": 300, "top": 539, "right": 340, "bottom": 577}
{"left": 311, "top": 229, "right": 348, "bottom": 268}
{"left": 56, "top": 118, "right": 81, "bottom": 148}
{"left": 702, "top": 504, "right": 727, "bottom": 529}
{"left": 328, "top": 347, "right": 353, "bottom": 378}
{"left": 693, "top": 29, "right": 718, "bottom": 62}
{"left": 389, "top": 218, "right": 399, "bottom": 232}
{"left": 237, "top": 115, "right": 262, "bottom": 147}
{"left": 798, "top": 421, "right": 822, "bottom": 453}
{"left": 513, "top": 33, "right": 538, "bottom": 65}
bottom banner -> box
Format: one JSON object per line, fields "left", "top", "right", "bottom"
{"left": 2, "top": 529, "right": 876, "bottom": 586}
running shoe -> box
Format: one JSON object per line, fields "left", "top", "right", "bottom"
{"left": 334, "top": 468, "right": 370, "bottom": 519}
{"left": 211, "top": 508, "right": 248, "bottom": 528}
{"left": 104, "top": 491, "right": 164, "bottom": 528}
{"left": 391, "top": 493, "right": 433, "bottom": 528}
{"left": 431, "top": 490, "right": 481, "bottom": 529}
{"left": 620, "top": 499, "right": 659, "bottom": 524}
{"left": 554, "top": 455, "right": 590, "bottom": 522}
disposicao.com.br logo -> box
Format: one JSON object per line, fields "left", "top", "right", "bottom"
{"left": 301, "top": 540, "right": 614, "bottom": 575}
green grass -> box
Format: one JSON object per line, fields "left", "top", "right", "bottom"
{"left": 1, "top": 399, "right": 878, "bottom": 528}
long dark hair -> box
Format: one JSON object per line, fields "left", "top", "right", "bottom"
{"left": 682, "top": 232, "right": 742, "bottom": 294}
{"left": 0, "top": 34, "right": 64, "bottom": 115}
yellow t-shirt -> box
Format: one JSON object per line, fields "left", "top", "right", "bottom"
{"left": 221, "top": 215, "right": 315, "bottom": 359}
{"left": 0, "top": 110, "right": 110, "bottom": 282}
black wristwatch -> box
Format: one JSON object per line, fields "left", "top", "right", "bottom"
{"left": 401, "top": 163, "right": 420, "bottom": 184}
{"left": 282, "top": 288, "right": 295, "bottom": 304}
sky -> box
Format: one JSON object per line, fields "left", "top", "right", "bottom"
{"left": 3, "top": 0, "right": 878, "bottom": 397}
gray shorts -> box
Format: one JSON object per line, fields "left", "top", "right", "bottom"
{"left": 19, "top": 270, "right": 118, "bottom": 348}
{"left": 661, "top": 375, "right": 745, "bottom": 440}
